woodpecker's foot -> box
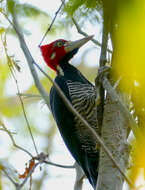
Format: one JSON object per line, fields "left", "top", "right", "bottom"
{"left": 95, "top": 66, "right": 111, "bottom": 86}
{"left": 98, "top": 65, "right": 111, "bottom": 78}
{"left": 95, "top": 93, "right": 101, "bottom": 105}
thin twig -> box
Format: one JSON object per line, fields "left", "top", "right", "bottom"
{"left": 0, "top": 120, "right": 33, "bottom": 157}
{"left": 15, "top": 80, "right": 39, "bottom": 155}
{"left": 29, "top": 175, "right": 32, "bottom": 190}
{"left": 39, "top": 1, "right": 65, "bottom": 47}
{"left": 44, "top": 161, "right": 74, "bottom": 169}
{"left": 34, "top": 152, "right": 75, "bottom": 168}
{"left": 17, "top": 153, "right": 74, "bottom": 189}
{"left": 2, "top": 169, "right": 18, "bottom": 187}
{"left": 2, "top": 162, "right": 39, "bottom": 190}
{"left": 17, "top": 93, "right": 41, "bottom": 99}
{"left": 61, "top": 0, "right": 112, "bottom": 54}
{"left": 0, "top": 127, "right": 16, "bottom": 134}
{"left": 1, "top": 31, "right": 39, "bottom": 156}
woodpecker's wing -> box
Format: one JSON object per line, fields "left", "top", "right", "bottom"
{"left": 67, "top": 80, "right": 99, "bottom": 154}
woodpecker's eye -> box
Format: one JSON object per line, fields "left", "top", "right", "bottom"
{"left": 56, "top": 41, "right": 64, "bottom": 47}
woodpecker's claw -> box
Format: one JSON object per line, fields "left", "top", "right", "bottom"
{"left": 98, "top": 65, "right": 111, "bottom": 76}
{"left": 95, "top": 66, "right": 111, "bottom": 86}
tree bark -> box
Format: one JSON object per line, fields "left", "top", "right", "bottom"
{"left": 96, "top": 92, "right": 129, "bottom": 190}
{"left": 96, "top": 23, "right": 108, "bottom": 128}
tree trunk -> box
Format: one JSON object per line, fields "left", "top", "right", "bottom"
{"left": 96, "top": 92, "right": 129, "bottom": 190}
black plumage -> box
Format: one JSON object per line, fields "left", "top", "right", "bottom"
{"left": 50, "top": 51, "right": 99, "bottom": 189}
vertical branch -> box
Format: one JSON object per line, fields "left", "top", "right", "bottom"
{"left": 96, "top": 24, "right": 108, "bottom": 128}
{"left": 99, "top": 25, "right": 108, "bottom": 67}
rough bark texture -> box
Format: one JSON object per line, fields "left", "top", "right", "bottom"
{"left": 96, "top": 93, "right": 129, "bottom": 190}
{"left": 96, "top": 25, "right": 108, "bottom": 128}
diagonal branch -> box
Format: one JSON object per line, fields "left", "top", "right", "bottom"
{"left": 2, "top": 169, "right": 18, "bottom": 187}
{"left": 60, "top": 0, "right": 112, "bottom": 54}
{"left": 10, "top": 12, "right": 50, "bottom": 109}
{"left": 0, "top": 120, "right": 33, "bottom": 157}
{"left": 102, "top": 76, "right": 138, "bottom": 136}
{"left": 72, "top": 18, "right": 112, "bottom": 54}
{"left": 39, "top": 1, "right": 65, "bottom": 46}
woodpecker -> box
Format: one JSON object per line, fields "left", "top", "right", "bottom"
{"left": 40, "top": 36, "right": 100, "bottom": 189}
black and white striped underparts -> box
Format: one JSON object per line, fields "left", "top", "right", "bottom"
{"left": 67, "top": 80, "right": 100, "bottom": 154}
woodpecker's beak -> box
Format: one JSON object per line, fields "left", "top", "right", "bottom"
{"left": 64, "top": 35, "right": 94, "bottom": 53}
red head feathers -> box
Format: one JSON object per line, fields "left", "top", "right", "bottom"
{"left": 40, "top": 35, "right": 94, "bottom": 71}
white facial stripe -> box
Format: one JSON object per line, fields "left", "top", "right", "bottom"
{"left": 50, "top": 52, "right": 56, "bottom": 60}
{"left": 56, "top": 65, "right": 64, "bottom": 76}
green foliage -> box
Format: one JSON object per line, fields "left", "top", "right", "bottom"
{"left": 0, "top": 27, "right": 5, "bottom": 34}
{"left": 7, "top": 0, "right": 48, "bottom": 18}
{"left": 7, "top": 0, "right": 16, "bottom": 15}
{"left": 5, "top": 0, "right": 54, "bottom": 36}
{"left": 15, "top": 3, "right": 48, "bottom": 18}
{"left": 0, "top": 60, "right": 22, "bottom": 117}
{"left": 65, "top": 0, "right": 102, "bottom": 16}
{"left": 62, "top": 0, "right": 102, "bottom": 28}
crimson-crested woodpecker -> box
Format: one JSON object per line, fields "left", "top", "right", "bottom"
{"left": 40, "top": 36, "right": 100, "bottom": 189}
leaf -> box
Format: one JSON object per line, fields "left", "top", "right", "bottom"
{"left": 0, "top": 165, "right": 4, "bottom": 170}
{"left": 7, "top": 0, "right": 16, "bottom": 15}
{"left": 0, "top": 27, "right": 5, "bottom": 34}
{"left": 0, "top": 163, "right": 3, "bottom": 190}
{"left": 19, "top": 159, "right": 35, "bottom": 179}
{"left": 15, "top": 3, "right": 48, "bottom": 18}
{"left": 64, "top": 0, "right": 102, "bottom": 16}
{"left": 0, "top": 170, "right": 2, "bottom": 190}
